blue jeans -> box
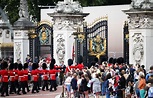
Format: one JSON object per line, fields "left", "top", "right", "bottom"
{"left": 101, "top": 81, "right": 106, "bottom": 95}
{"left": 106, "top": 89, "right": 110, "bottom": 98}
{"left": 66, "top": 84, "right": 71, "bottom": 92}
{"left": 135, "top": 88, "right": 140, "bottom": 97}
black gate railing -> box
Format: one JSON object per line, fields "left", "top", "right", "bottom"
{"left": 75, "top": 16, "right": 108, "bottom": 66}
{"left": 34, "top": 22, "right": 53, "bottom": 60}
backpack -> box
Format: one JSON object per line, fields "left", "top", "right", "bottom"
{"left": 148, "top": 87, "right": 153, "bottom": 97}
{"left": 146, "top": 73, "right": 153, "bottom": 82}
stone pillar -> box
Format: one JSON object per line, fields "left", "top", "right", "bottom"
{"left": 123, "top": 0, "right": 153, "bottom": 71}
{"left": 48, "top": 0, "right": 89, "bottom": 65}
{"left": 13, "top": 28, "right": 29, "bottom": 64}
{"left": 13, "top": 0, "right": 36, "bottom": 64}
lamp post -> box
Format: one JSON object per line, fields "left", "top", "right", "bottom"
{"left": 72, "top": 22, "right": 88, "bottom": 66}
{"left": 28, "top": 29, "right": 37, "bottom": 62}
{"left": 123, "top": 21, "right": 129, "bottom": 64}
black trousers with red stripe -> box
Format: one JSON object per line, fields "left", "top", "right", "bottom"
{"left": 32, "top": 81, "right": 39, "bottom": 93}
{"left": 1, "top": 82, "right": 8, "bottom": 96}
{"left": 24, "top": 81, "right": 30, "bottom": 92}
{"left": 42, "top": 80, "right": 49, "bottom": 90}
{"left": 17, "top": 81, "right": 26, "bottom": 94}
{"left": 50, "top": 80, "right": 57, "bottom": 91}
{"left": 10, "top": 81, "right": 16, "bottom": 93}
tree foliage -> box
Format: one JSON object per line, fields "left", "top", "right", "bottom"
{"left": 0, "top": 0, "right": 131, "bottom": 25}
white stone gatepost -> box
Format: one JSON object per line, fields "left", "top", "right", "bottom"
{"left": 48, "top": 0, "right": 89, "bottom": 65}
{"left": 13, "top": 0, "right": 36, "bottom": 64}
{"left": 123, "top": 0, "right": 153, "bottom": 71}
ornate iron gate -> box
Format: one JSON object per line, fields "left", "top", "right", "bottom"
{"left": 35, "top": 22, "right": 53, "bottom": 60}
{"left": 76, "top": 17, "right": 108, "bottom": 66}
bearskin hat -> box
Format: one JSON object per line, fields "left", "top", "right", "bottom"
{"left": 18, "top": 63, "right": 23, "bottom": 70}
{"left": 113, "top": 58, "right": 117, "bottom": 64}
{"left": 1, "top": 61, "right": 8, "bottom": 69}
{"left": 108, "top": 57, "right": 113, "bottom": 64}
{"left": 50, "top": 58, "right": 56, "bottom": 69}
{"left": 42, "top": 63, "right": 47, "bottom": 69}
{"left": 68, "top": 59, "right": 73, "bottom": 66}
{"left": 14, "top": 63, "right": 18, "bottom": 70}
{"left": 78, "top": 55, "right": 83, "bottom": 64}
{"left": 32, "top": 63, "right": 37, "bottom": 70}
{"left": 117, "top": 57, "right": 124, "bottom": 64}
{"left": 9, "top": 63, "right": 14, "bottom": 70}
{"left": 24, "top": 63, "right": 28, "bottom": 69}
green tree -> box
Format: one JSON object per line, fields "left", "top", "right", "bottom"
{"left": 0, "top": 0, "right": 131, "bottom": 25}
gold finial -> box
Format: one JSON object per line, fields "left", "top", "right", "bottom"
{"left": 87, "top": 15, "right": 108, "bottom": 28}
{"left": 38, "top": 20, "right": 53, "bottom": 27}
{"left": 42, "top": 27, "right": 45, "bottom": 31}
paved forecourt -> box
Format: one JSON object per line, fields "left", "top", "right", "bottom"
{"left": 7, "top": 86, "right": 62, "bottom": 98}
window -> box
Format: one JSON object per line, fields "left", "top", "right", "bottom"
{"left": 0, "top": 30, "right": 2, "bottom": 37}
{"left": 6, "top": 30, "right": 10, "bottom": 38}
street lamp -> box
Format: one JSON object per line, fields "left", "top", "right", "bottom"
{"left": 73, "top": 27, "right": 85, "bottom": 42}
{"left": 72, "top": 22, "right": 88, "bottom": 66}
{"left": 123, "top": 21, "right": 129, "bottom": 64}
{"left": 28, "top": 29, "right": 37, "bottom": 62}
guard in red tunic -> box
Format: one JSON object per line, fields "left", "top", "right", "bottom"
{"left": 77, "top": 56, "right": 84, "bottom": 71}
{"left": 41, "top": 63, "right": 49, "bottom": 91}
{"left": 8, "top": 63, "right": 16, "bottom": 94}
{"left": 49, "top": 59, "right": 60, "bottom": 91}
{"left": 31, "top": 63, "right": 39, "bottom": 93}
{"left": 14, "top": 63, "right": 19, "bottom": 91}
{"left": 23, "top": 63, "right": 30, "bottom": 92}
{"left": 35, "top": 64, "right": 41, "bottom": 91}
{"left": 65, "top": 59, "right": 77, "bottom": 74}
{"left": 17, "top": 63, "right": 26, "bottom": 95}
{"left": 0, "top": 61, "right": 9, "bottom": 97}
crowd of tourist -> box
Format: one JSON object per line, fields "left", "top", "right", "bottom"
{"left": 63, "top": 58, "right": 153, "bottom": 98}
{"left": 0, "top": 56, "right": 153, "bottom": 98}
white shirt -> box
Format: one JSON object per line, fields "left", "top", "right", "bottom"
{"left": 65, "top": 76, "right": 72, "bottom": 85}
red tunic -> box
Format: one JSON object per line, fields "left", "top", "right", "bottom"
{"left": 49, "top": 69, "right": 60, "bottom": 80}
{"left": 8, "top": 70, "right": 15, "bottom": 81}
{"left": 14, "top": 69, "right": 19, "bottom": 81}
{"left": 77, "top": 64, "right": 84, "bottom": 70}
{"left": 41, "top": 69, "right": 49, "bottom": 80}
{"left": 0, "top": 69, "right": 8, "bottom": 82}
{"left": 54, "top": 65, "right": 61, "bottom": 69}
{"left": 23, "top": 69, "right": 29, "bottom": 81}
{"left": 36, "top": 69, "right": 40, "bottom": 78}
{"left": 18, "top": 70, "right": 24, "bottom": 82}
{"left": 65, "top": 66, "right": 77, "bottom": 73}
{"left": 31, "top": 70, "right": 38, "bottom": 82}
